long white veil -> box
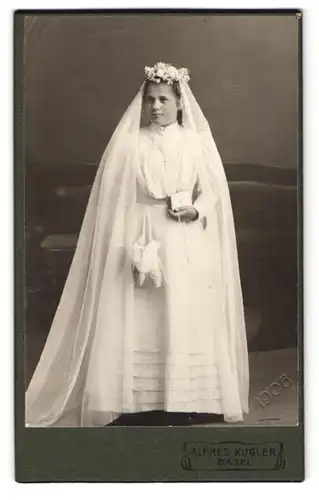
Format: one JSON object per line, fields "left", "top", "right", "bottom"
{"left": 26, "top": 81, "right": 249, "bottom": 427}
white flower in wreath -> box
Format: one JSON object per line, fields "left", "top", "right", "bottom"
{"left": 156, "top": 68, "right": 165, "bottom": 79}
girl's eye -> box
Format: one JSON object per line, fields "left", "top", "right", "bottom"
{"left": 160, "top": 97, "right": 167, "bottom": 103}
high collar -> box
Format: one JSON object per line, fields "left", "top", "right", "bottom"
{"left": 148, "top": 121, "right": 180, "bottom": 136}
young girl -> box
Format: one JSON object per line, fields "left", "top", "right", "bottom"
{"left": 26, "top": 62, "right": 249, "bottom": 427}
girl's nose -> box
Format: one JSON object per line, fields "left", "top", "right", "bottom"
{"left": 152, "top": 99, "right": 161, "bottom": 111}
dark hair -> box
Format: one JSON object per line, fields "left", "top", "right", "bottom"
{"left": 143, "top": 79, "right": 183, "bottom": 125}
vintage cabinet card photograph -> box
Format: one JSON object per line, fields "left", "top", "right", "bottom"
{"left": 14, "top": 9, "right": 303, "bottom": 482}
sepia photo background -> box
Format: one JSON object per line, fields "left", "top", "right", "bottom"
{"left": 24, "top": 13, "right": 299, "bottom": 425}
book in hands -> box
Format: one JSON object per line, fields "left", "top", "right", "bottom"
{"left": 167, "top": 190, "right": 193, "bottom": 211}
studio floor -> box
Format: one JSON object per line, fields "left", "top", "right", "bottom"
{"left": 217, "top": 347, "right": 298, "bottom": 427}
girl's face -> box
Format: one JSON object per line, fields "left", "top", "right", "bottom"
{"left": 143, "top": 82, "right": 180, "bottom": 127}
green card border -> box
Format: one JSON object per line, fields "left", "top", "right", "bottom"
{"left": 14, "top": 9, "right": 304, "bottom": 483}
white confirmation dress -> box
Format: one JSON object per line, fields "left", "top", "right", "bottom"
{"left": 129, "top": 121, "right": 224, "bottom": 414}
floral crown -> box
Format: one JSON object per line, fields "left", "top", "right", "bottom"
{"left": 144, "top": 62, "right": 190, "bottom": 85}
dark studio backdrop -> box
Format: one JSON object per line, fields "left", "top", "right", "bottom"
{"left": 24, "top": 13, "right": 299, "bottom": 384}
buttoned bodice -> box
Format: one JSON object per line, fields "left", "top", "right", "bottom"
{"left": 136, "top": 122, "right": 201, "bottom": 199}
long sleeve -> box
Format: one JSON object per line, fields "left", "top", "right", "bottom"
{"left": 192, "top": 175, "right": 218, "bottom": 228}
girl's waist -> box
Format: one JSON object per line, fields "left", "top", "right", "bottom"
{"left": 136, "top": 188, "right": 168, "bottom": 207}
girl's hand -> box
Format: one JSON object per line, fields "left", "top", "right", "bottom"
{"left": 168, "top": 206, "right": 199, "bottom": 223}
